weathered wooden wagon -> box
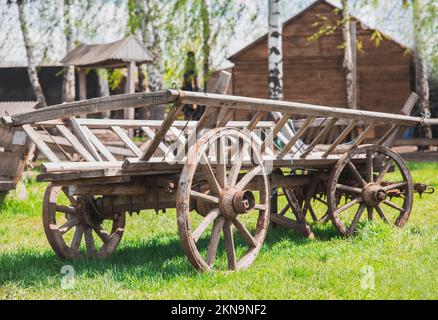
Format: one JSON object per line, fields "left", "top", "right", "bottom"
{"left": 0, "top": 73, "right": 431, "bottom": 271}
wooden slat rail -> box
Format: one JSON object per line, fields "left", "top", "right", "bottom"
{"left": 81, "top": 126, "right": 117, "bottom": 162}
{"left": 111, "top": 126, "right": 142, "bottom": 157}
{"left": 247, "top": 111, "right": 266, "bottom": 131}
{"left": 140, "top": 99, "right": 184, "bottom": 161}
{"left": 56, "top": 124, "right": 95, "bottom": 161}
{"left": 348, "top": 123, "right": 376, "bottom": 150}
{"left": 300, "top": 118, "right": 339, "bottom": 158}
{"left": 322, "top": 120, "right": 358, "bottom": 158}
{"left": 261, "top": 113, "right": 291, "bottom": 153}
{"left": 279, "top": 117, "right": 315, "bottom": 158}
{"left": 22, "top": 124, "right": 59, "bottom": 162}
{"left": 142, "top": 126, "right": 175, "bottom": 160}
{"left": 67, "top": 118, "right": 102, "bottom": 161}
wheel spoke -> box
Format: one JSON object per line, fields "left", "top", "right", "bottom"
{"left": 383, "top": 182, "right": 408, "bottom": 192}
{"left": 336, "top": 184, "right": 362, "bottom": 194}
{"left": 382, "top": 199, "right": 404, "bottom": 212}
{"left": 367, "top": 206, "right": 373, "bottom": 220}
{"left": 376, "top": 158, "right": 393, "bottom": 184}
{"left": 206, "top": 217, "right": 225, "bottom": 267}
{"left": 333, "top": 197, "right": 362, "bottom": 215}
{"left": 347, "top": 162, "right": 366, "bottom": 186}
{"left": 375, "top": 205, "right": 390, "bottom": 223}
{"left": 71, "top": 225, "right": 84, "bottom": 252}
{"left": 216, "top": 136, "right": 227, "bottom": 189}
{"left": 254, "top": 203, "right": 266, "bottom": 211}
{"left": 59, "top": 217, "right": 80, "bottom": 235}
{"left": 93, "top": 224, "right": 111, "bottom": 243}
{"left": 190, "top": 190, "right": 219, "bottom": 204}
{"left": 228, "top": 140, "right": 249, "bottom": 186}
{"left": 279, "top": 203, "right": 291, "bottom": 216}
{"left": 223, "top": 220, "right": 236, "bottom": 270}
{"left": 201, "top": 153, "right": 221, "bottom": 195}
{"left": 236, "top": 165, "right": 262, "bottom": 190}
{"left": 56, "top": 205, "right": 77, "bottom": 215}
{"left": 347, "top": 203, "right": 366, "bottom": 235}
{"left": 366, "top": 150, "right": 374, "bottom": 182}
{"left": 233, "top": 218, "right": 258, "bottom": 248}
{"left": 62, "top": 186, "right": 78, "bottom": 206}
{"left": 84, "top": 227, "right": 97, "bottom": 256}
{"left": 192, "top": 209, "right": 220, "bottom": 242}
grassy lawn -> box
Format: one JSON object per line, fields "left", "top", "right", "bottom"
{"left": 0, "top": 162, "right": 437, "bottom": 300}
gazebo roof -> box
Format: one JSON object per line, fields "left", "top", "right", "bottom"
{"left": 61, "top": 36, "right": 152, "bottom": 68}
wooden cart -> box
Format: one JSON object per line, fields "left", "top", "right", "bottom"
{"left": 0, "top": 73, "right": 430, "bottom": 271}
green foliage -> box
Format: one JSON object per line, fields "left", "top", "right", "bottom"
{"left": 108, "top": 69, "right": 124, "bottom": 91}
{"left": 126, "top": 0, "right": 141, "bottom": 35}
{"left": 0, "top": 163, "right": 437, "bottom": 299}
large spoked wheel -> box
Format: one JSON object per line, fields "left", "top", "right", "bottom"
{"left": 328, "top": 145, "right": 413, "bottom": 236}
{"left": 177, "top": 128, "right": 270, "bottom": 271}
{"left": 43, "top": 184, "right": 125, "bottom": 259}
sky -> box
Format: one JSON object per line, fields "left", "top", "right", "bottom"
{"left": 0, "top": 0, "right": 414, "bottom": 69}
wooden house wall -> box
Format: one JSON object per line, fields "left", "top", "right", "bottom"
{"left": 229, "top": 0, "right": 413, "bottom": 139}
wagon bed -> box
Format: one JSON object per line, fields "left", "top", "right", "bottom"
{"left": 0, "top": 73, "right": 430, "bottom": 271}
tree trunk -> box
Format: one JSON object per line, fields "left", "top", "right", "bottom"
{"left": 268, "top": 0, "right": 283, "bottom": 100}
{"left": 62, "top": 0, "right": 75, "bottom": 103}
{"left": 342, "top": 0, "right": 355, "bottom": 109}
{"left": 200, "top": 0, "right": 211, "bottom": 92}
{"left": 17, "top": 0, "right": 47, "bottom": 108}
{"left": 413, "top": 0, "right": 432, "bottom": 140}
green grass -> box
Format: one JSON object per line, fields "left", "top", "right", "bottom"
{"left": 0, "top": 162, "right": 437, "bottom": 300}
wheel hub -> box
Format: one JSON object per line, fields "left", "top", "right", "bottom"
{"left": 362, "top": 183, "right": 386, "bottom": 207}
{"left": 219, "top": 188, "right": 256, "bottom": 219}
{"left": 77, "top": 198, "right": 103, "bottom": 227}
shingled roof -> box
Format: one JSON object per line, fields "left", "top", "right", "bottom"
{"left": 61, "top": 36, "right": 152, "bottom": 68}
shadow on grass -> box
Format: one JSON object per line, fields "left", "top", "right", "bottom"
{"left": 0, "top": 221, "right": 342, "bottom": 287}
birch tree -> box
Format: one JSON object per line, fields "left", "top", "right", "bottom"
{"left": 16, "top": 0, "right": 47, "bottom": 107}
{"left": 268, "top": 0, "right": 283, "bottom": 100}
{"left": 62, "top": 0, "right": 75, "bottom": 102}
{"left": 342, "top": 0, "right": 356, "bottom": 109}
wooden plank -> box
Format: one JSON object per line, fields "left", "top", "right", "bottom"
{"left": 4, "top": 90, "right": 177, "bottom": 126}
{"left": 56, "top": 124, "right": 95, "bottom": 161}
{"left": 348, "top": 123, "right": 376, "bottom": 150}
{"left": 142, "top": 126, "right": 174, "bottom": 160}
{"left": 246, "top": 111, "right": 266, "bottom": 131}
{"left": 322, "top": 120, "right": 358, "bottom": 158}
{"left": 43, "top": 161, "right": 123, "bottom": 173}
{"left": 0, "top": 152, "right": 22, "bottom": 177}
{"left": 81, "top": 126, "right": 117, "bottom": 162}
{"left": 68, "top": 118, "right": 102, "bottom": 161}
{"left": 111, "top": 126, "right": 142, "bottom": 157}
{"left": 22, "top": 124, "right": 59, "bottom": 162}
{"left": 180, "top": 91, "right": 422, "bottom": 126}
{"left": 300, "top": 117, "right": 339, "bottom": 158}
{"left": 279, "top": 117, "right": 315, "bottom": 157}
{"left": 261, "top": 114, "right": 291, "bottom": 153}
{"left": 140, "top": 101, "right": 184, "bottom": 161}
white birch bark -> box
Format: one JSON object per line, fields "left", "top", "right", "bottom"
{"left": 17, "top": 0, "right": 47, "bottom": 108}
{"left": 342, "top": 0, "right": 355, "bottom": 109}
{"left": 62, "top": 0, "right": 75, "bottom": 103}
{"left": 268, "top": 0, "right": 283, "bottom": 101}
{"left": 413, "top": 0, "right": 432, "bottom": 139}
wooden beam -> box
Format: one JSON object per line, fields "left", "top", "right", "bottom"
{"left": 4, "top": 90, "right": 177, "bottom": 126}
{"left": 67, "top": 118, "right": 102, "bottom": 161}
{"left": 261, "top": 113, "right": 291, "bottom": 153}
{"left": 140, "top": 100, "right": 184, "bottom": 161}
{"left": 22, "top": 124, "right": 59, "bottom": 162}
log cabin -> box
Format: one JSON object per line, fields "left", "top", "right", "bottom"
{"left": 219, "top": 0, "right": 415, "bottom": 141}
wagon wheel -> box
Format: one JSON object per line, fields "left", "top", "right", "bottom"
{"left": 177, "top": 127, "right": 270, "bottom": 271}
{"left": 328, "top": 145, "right": 413, "bottom": 236}
{"left": 42, "top": 184, "right": 125, "bottom": 259}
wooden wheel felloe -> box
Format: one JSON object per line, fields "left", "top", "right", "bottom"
{"left": 177, "top": 128, "right": 270, "bottom": 271}
{"left": 42, "top": 184, "right": 125, "bottom": 259}
{"left": 328, "top": 145, "right": 414, "bottom": 236}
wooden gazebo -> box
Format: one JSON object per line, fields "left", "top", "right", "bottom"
{"left": 61, "top": 36, "right": 152, "bottom": 120}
